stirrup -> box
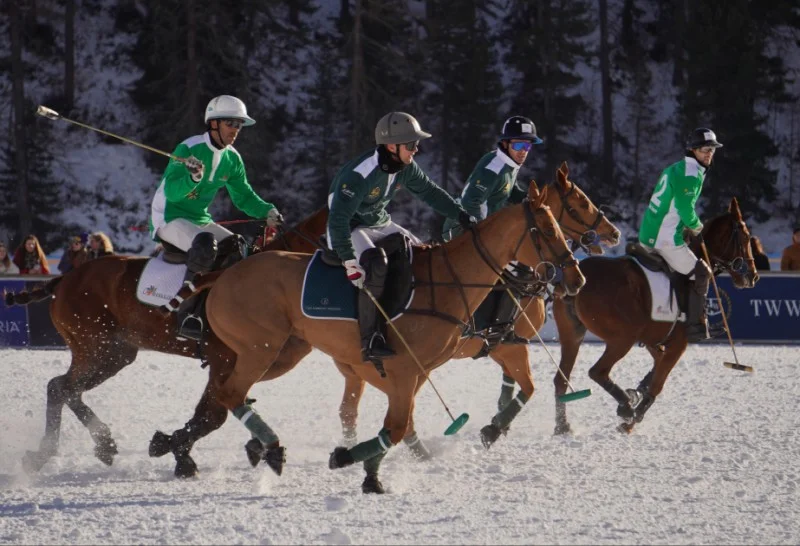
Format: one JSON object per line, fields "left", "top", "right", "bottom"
{"left": 502, "top": 332, "right": 529, "bottom": 345}
{"left": 177, "top": 315, "right": 203, "bottom": 341}
{"left": 684, "top": 322, "right": 710, "bottom": 343}
{"left": 365, "top": 333, "right": 396, "bottom": 358}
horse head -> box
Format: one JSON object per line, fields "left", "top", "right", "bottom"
{"left": 696, "top": 197, "right": 759, "bottom": 289}
{"left": 516, "top": 182, "right": 586, "bottom": 296}
{"left": 545, "top": 161, "right": 621, "bottom": 254}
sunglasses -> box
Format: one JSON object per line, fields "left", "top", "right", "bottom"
{"left": 222, "top": 119, "right": 244, "bottom": 129}
{"left": 401, "top": 141, "right": 420, "bottom": 152}
{"left": 698, "top": 146, "right": 717, "bottom": 154}
{"left": 510, "top": 141, "right": 533, "bottom": 152}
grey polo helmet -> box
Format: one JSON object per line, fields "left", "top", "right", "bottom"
{"left": 375, "top": 112, "right": 432, "bottom": 145}
{"left": 685, "top": 128, "right": 723, "bottom": 149}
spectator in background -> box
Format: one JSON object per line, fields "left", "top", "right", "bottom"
{"left": 58, "top": 234, "right": 89, "bottom": 273}
{"left": 750, "top": 235, "right": 770, "bottom": 271}
{"left": 86, "top": 232, "right": 114, "bottom": 260}
{"left": 0, "top": 242, "right": 20, "bottom": 274}
{"left": 12, "top": 234, "right": 50, "bottom": 275}
{"left": 780, "top": 226, "right": 800, "bottom": 271}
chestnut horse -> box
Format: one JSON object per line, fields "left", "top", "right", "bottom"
{"left": 332, "top": 163, "right": 621, "bottom": 454}
{"left": 552, "top": 197, "right": 759, "bottom": 434}
{"left": 174, "top": 182, "right": 585, "bottom": 493}
{"left": 4, "top": 207, "right": 328, "bottom": 475}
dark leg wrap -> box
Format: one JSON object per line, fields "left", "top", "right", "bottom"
{"left": 176, "top": 232, "right": 218, "bottom": 341}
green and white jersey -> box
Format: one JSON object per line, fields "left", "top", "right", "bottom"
{"left": 639, "top": 157, "right": 705, "bottom": 249}
{"left": 441, "top": 148, "right": 525, "bottom": 241}
{"left": 149, "top": 132, "right": 274, "bottom": 240}
{"left": 327, "top": 148, "right": 463, "bottom": 261}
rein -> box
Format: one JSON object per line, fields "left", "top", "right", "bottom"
{"left": 406, "top": 200, "right": 577, "bottom": 331}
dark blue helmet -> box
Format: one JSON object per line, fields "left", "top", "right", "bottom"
{"left": 686, "top": 128, "right": 723, "bottom": 150}
{"left": 499, "top": 116, "right": 543, "bottom": 144}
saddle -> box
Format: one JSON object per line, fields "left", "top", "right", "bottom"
{"left": 626, "top": 242, "right": 689, "bottom": 316}
{"left": 318, "top": 233, "right": 415, "bottom": 315}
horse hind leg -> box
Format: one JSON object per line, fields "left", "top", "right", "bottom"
{"left": 335, "top": 359, "right": 366, "bottom": 447}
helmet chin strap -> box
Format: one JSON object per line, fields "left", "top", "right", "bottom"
{"left": 209, "top": 121, "right": 225, "bottom": 149}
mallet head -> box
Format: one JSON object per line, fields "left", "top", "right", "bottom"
{"left": 36, "top": 106, "right": 61, "bottom": 120}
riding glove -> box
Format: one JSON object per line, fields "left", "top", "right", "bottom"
{"left": 266, "top": 208, "right": 284, "bottom": 228}
{"left": 683, "top": 225, "right": 703, "bottom": 245}
{"left": 344, "top": 259, "right": 366, "bottom": 289}
{"left": 184, "top": 156, "right": 204, "bottom": 182}
{"left": 458, "top": 210, "right": 478, "bottom": 230}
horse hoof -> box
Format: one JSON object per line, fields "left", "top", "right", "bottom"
{"left": 329, "top": 447, "right": 355, "bottom": 470}
{"left": 553, "top": 423, "right": 572, "bottom": 436}
{"left": 21, "top": 450, "right": 49, "bottom": 474}
{"left": 263, "top": 446, "right": 286, "bottom": 476}
{"left": 94, "top": 438, "right": 118, "bottom": 466}
{"left": 480, "top": 424, "right": 504, "bottom": 449}
{"left": 244, "top": 438, "right": 263, "bottom": 468}
{"left": 149, "top": 431, "right": 172, "bottom": 458}
{"left": 362, "top": 474, "right": 385, "bottom": 494}
{"left": 617, "top": 422, "right": 635, "bottom": 434}
{"left": 174, "top": 456, "right": 199, "bottom": 478}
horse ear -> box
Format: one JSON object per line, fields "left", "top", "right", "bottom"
{"left": 528, "top": 179, "right": 541, "bottom": 201}
{"left": 533, "top": 184, "right": 549, "bottom": 208}
{"left": 559, "top": 161, "right": 569, "bottom": 178}
{"left": 556, "top": 165, "right": 567, "bottom": 187}
{"left": 729, "top": 197, "right": 742, "bottom": 218}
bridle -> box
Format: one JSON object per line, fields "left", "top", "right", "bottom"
{"left": 551, "top": 178, "right": 606, "bottom": 253}
{"left": 470, "top": 200, "right": 579, "bottom": 292}
{"left": 701, "top": 216, "right": 753, "bottom": 276}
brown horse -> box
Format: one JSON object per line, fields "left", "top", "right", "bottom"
{"left": 332, "top": 163, "right": 622, "bottom": 454}
{"left": 551, "top": 197, "right": 759, "bottom": 434}
{"left": 3, "top": 207, "right": 329, "bottom": 475}
{"left": 174, "top": 182, "right": 585, "bottom": 493}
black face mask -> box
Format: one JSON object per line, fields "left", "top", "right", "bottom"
{"left": 377, "top": 145, "right": 406, "bottom": 174}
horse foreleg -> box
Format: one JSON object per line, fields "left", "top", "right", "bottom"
{"left": 329, "top": 373, "right": 418, "bottom": 494}
{"left": 481, "top": 345, "right": 533, "bottom": 449}
{"left": 552, "top": 297, "right": 586, "bottom": 435}
{"left": 149, "top": 380, "right": 229, "bottom": 479}
{"left": 335, "top": 359, "right": 366, "bottom": 447}
{"left": 620, "top": 343, "right": 686, "bottom": 434}
{"left": 402, "top": 379, "right": 431, "bottom": 460}
{"left": 586, "top": 338, "right": 637, "bottom": 420}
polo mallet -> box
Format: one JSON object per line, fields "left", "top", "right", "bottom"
{"left": 699, "top": 239, "right": 754, "bottom": 373}
{"left": 362, "top": 287, "right": 469, "bottom": 436}
{"left": 498, "top": 278, "right": 592, "bottom": 402}
{"left": 36, "top": 105, "right": 189, "bottom": 164}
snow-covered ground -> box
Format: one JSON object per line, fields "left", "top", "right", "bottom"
{"left": 0, "top": 344, "right": 797, "bottom": 545}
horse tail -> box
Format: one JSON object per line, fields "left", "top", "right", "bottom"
{"left": 3, "top": 276, "right": 64, "bottom": 307}
{"left": 157, "top": 270, "right": 225, "bottom": 318}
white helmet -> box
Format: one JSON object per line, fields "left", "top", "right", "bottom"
{"left": 204, "top": 95, "right": 256, "bottom": 127}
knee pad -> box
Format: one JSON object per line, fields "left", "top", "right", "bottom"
{"left": 216, "top": 234, "right": 246, "bottom": 269}
{"left": 187, "top": 232, "right": 218, "bottom": 274}
{"left": 360, "top": 247, "right": 388, "bottom": 285}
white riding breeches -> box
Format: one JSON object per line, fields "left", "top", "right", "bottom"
{"left": 653, "top": 244, "right": 699, "bottom": 276}
{"left": 328, "top": 221, "right": 421, "bottom": 262}
{"left": 156, "top": 218, "right": 234, "bottom": 252}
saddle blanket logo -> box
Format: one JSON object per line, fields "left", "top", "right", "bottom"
{"left": 136, "top": 255, "right": 187, "bottom": 308}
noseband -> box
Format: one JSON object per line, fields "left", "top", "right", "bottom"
{"left": 552, "top": 179, "right": 606, "bottom": 252}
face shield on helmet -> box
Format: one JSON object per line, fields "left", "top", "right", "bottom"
{"left": 204, "top": 95, "right": 256, "bottom": 127}
{"left": 375, "top": 112, "right": 432, "bottom": 145}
